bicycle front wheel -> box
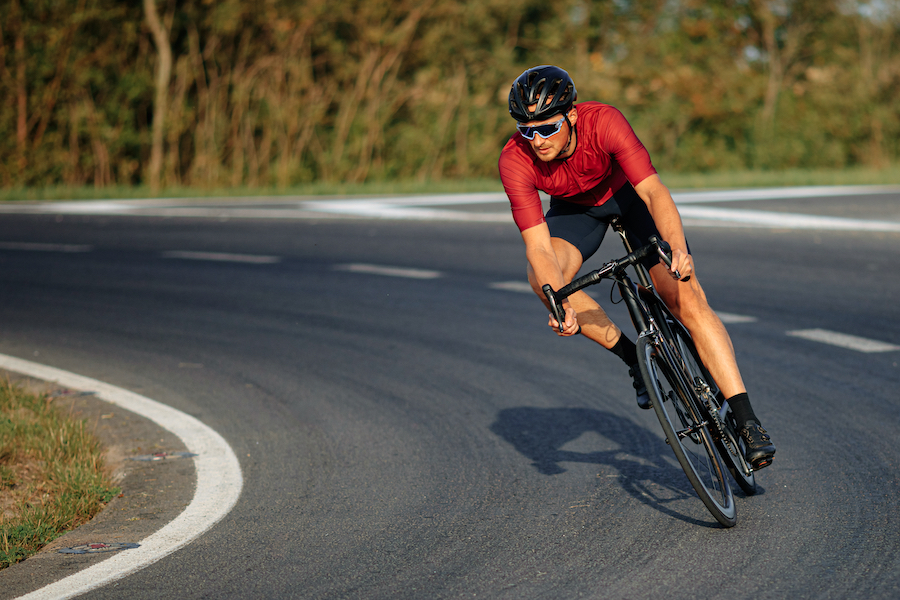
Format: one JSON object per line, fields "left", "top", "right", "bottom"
{"left": 638, "top": 335, "right": 737, "bottom": 527}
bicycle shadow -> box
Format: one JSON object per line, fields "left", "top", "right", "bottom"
{"left": 489, "top": 406, "right": 737, "bottom": 528}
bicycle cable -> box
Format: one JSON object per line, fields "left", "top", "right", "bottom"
{"left": 609, "top": 280, "right": 623, "bottom": 305}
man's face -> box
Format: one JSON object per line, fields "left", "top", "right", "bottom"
{"left": 518, "top": 110, "right": 575, "bottom": 162}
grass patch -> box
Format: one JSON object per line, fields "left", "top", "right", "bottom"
{"left": 0, "top": 166, "right": 898, "bottom": 204}
{"left": 0, "top": 381, "right": 119, "bottom": 570}
{"left": 663, "top": 165, "right": 900, "bottom": 190}
{"left": 1, "top": 165, "right": 898, "bottom": 203}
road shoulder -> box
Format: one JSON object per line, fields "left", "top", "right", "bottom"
{"left": 0, "top": 372, "right": 196, "bottom": 600}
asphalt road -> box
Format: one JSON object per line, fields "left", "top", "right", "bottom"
{"left": 0, "top": 191, "right": 899, "bottom": 599}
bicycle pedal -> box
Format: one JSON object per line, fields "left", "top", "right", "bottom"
{"left": 751, "top": 458, "right": 773, "bottom": 470}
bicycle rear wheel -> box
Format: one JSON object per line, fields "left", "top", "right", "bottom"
{"left": 668, "top": 320, "right": 757, "bottom": 496}
{"left": 638, "top": 335, "right": 737, "bottom": 527}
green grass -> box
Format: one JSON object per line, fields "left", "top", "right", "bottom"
{"left": 662, "top": 165, "right": 900, "bottom": 190}
{"left": 1, "top": 165, "right": 899, "bottom": 203}
{"left": 0, "top": 382, "right": 119, "bottom": 569}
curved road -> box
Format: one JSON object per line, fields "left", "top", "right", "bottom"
{"left": 1, "top": 189, "right": 899, "bottom": 598}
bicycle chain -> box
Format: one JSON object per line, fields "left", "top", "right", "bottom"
{"left": 696, "top": 378, "right": 738, "bottom": 457}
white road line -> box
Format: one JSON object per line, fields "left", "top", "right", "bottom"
{"left": 489, "top": 280, "right": 601, "bottom": 299}
{"left": 307, "top": 192, "right": 507, "bottom": 208}
{"left": 489, "top": 281, "right": 534, "bottom": 293}
{"left": 678, "top": 206, "right": 900, "bottom": 232}
{"left": 30, "top": 201, "right": 136, "bottom": 214}
{"left": 0, "top": 242, "right": 93, "bottom": 252}
{"left": 303, "top": 201, "right": 510, "bottom": 222}
{"left": 787, "top": 329, "right": 900, "bottom": 353}
{"left": 489, "top": 282, "right": 758, "bottom": 323}
{"left": 302, "top": 193, "right": 509, "bottom": 221}
{"left": 487, "top": 285, "right": 895, "bottom": 353}
{"left": 1, "top": 186, "right": 899, "bottom": 231}
{"left": 335, "top": 263, "right": 442, "bottom": 279}
{"left": 161, "top": 250, "right": 281, "bottom": 264}
{"left": 717, "top": 312, "right": 758, "bottom": 324}
{"left": 672, "top": 185, "right": 899, "bottom": 204}
{"left": 0, "top": 354, "right": 243, "bottom": 600}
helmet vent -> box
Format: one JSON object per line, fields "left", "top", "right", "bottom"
{"left": 508, "top": 66, "right": 577, "bottom": 123}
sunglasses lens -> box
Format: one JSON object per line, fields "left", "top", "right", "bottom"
{"left": 517, "top": 118, "right": 563, "bottom": 140}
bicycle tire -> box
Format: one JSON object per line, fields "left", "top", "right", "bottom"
{"left": 638, "top": 335, "right": 737, "bottom": 527}
{"left": 667, "top": 320, "right": 757, "bottom": 496}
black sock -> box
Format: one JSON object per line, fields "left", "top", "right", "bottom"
{"left": 609, "top": 335, "right": 638, "bottom": 367}
{"left": 727, "top": 392, "right": 758, "bottom": 427}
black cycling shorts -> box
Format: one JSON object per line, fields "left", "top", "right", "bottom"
{"left": 545, "top": 182, "right": 687, "bottom": 270}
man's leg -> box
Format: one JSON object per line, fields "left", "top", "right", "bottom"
{"left": 649, "top": 265, "right": 775, "bottom": 467}
{"left": 527, "top": 237, "right": 650, "bottom": 408}
{"left": 527, "top": 236, "right": 621, "bottom": 348}
{"left": 648, "top": 266, "right": 744, "bottom": 397}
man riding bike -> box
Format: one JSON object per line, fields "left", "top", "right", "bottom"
{"left": 498, "top": 65, "right": 775, "bottom": 469}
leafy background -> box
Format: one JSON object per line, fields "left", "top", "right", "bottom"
{"left": 1, "top": 0, "right": 898, "bottom": 191}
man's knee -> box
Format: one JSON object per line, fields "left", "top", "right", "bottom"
{"left": 658, "top": 281, "right": 710, "bottom": 324}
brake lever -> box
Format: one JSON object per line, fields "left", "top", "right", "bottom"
{"left": 542, "top": 284, "right": 566, "bottom": 333}
{"left": 657, "top": 247, "right": 682, "bottom": 280}
{"left": 655, "top": 242, "right": 691, "bottom": 282}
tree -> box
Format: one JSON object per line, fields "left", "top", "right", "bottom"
{"left": 143, "top": 0, "right": 173, "bottom": 193}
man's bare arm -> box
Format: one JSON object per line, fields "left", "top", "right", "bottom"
{"left": 521, "top": 223, "right": 579, "bottom": 335}
{"left": 634, "top": 174, "right": 692, "bottom": 280}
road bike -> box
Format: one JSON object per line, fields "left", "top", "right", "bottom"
{"left": 542, "top": 218, "right": 757, "bottom": 527}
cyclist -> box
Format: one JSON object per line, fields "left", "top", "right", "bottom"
{"left": 498, "top": 65, "right": 775, "bottom": 469}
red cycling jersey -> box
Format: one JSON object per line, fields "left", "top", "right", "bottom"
{"left": 498, "top": 101, "right": 657, "bottom": 232}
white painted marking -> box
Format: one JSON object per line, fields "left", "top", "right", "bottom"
{"left": 678, "top": 206, "right": 900, "bottom": 232}
{"left": 0, "top": 186, "right": 897, "bottom": 230}
{"left": 302, "top": 199, "right": 509, "bottom": 222}
{"left": 308, "top": 192, "right": 507, "bottom": 207}
{"left": 335, "top": 263, "right": 442, "bottom": 279}
{"left": 673, "top": 185, "right": 900, "bottom": 204}
{"left": 162, "top": 250, "right": 280, "bottom": 264}
{"left": 787, "top": 329, "right": 900, "bottom": 353}
{"left": 0, "top": 354, "right": 243, "bottom": 600}
{"left": 489, "top": 281, "right": 534, "bottom": 293}
{"left": 301, "top": 187, "right": 900, "bottom": 226}
{"left": 0, "top": 242, "right": 92, "bottom": 253}
{"left": 716, "top": 312, "right": 758, "bottom": 324}
{"left": 491, "top": 283, "right": 757, "bottom": 323}
{"left": 35, "top": 201, "right": 137, "bottom": 214}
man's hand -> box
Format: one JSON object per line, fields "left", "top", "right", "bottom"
{"left": 549, "top": 304, "right": 579, "bottom": 336}
{"left": 667, "top": 248, "right": 694, "bottom": 281}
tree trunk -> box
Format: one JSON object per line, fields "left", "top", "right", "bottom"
{"left": 12, "top": 0, "right": 27, "bottom": 178}
{"left": 143, "top": 0, "right": 172, "bottom": 194}
{"left": 754, "top": 0, "right": 782, "bottom": 166}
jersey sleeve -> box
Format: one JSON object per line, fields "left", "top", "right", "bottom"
{"left": 601, "top": 108, "right": 657, "bottom": 186}
{"left": 498, "top": 140, "right": 545, "bottom": 232}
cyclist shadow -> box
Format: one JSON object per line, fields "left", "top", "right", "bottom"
{"left": 490, "top": 406, "right": 734, "bottom": 528}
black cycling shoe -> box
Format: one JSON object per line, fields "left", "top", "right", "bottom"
{"left": 628, "top": 365, "right": 651, "bottom": 410}
{"left": 740, "top": 421, "right": 776, "bottom": 469}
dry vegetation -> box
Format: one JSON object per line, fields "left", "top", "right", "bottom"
{"left": 2, "top": 0, "right": 899, "bottom": 193}
{"left": 0, "top": 381, "right": 119, "bottom": 569}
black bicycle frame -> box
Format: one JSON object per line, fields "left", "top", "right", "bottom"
{"left": 543, "top": 229, "right": 709, "bottom": 430}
